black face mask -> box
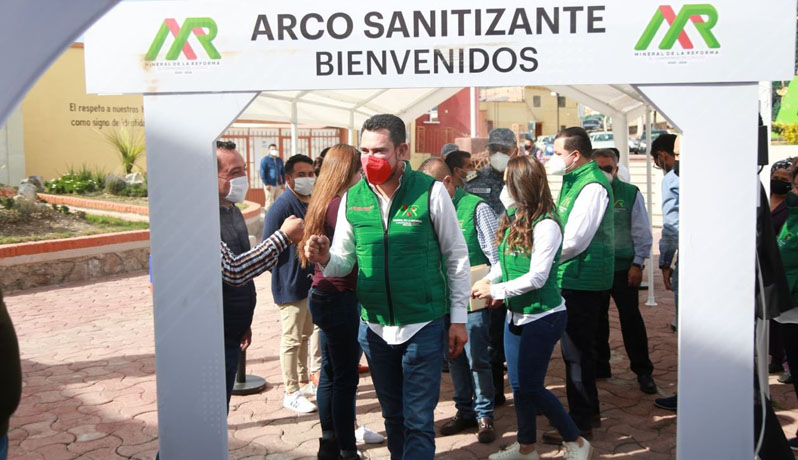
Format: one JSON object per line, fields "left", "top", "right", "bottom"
{"left": 771, "top": 179, "right": 792, "bottom": 195}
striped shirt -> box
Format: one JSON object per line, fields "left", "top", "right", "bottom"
{"left": 221, "top": 230, "right": 290, "bottom": 287}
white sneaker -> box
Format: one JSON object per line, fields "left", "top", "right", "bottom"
{"left": 563, "top": 437, "right": 593, "bottom": 460}
{"left": 488, "top": 442, "right": 540, "bottom": 460}
{"left": 355, "top": 425, "right": 384, "bottom": 444}
{"left": 300, "top": 382, "right": 317, "bottom": 398}
{"left": 283, "top": 390, "right": 317, "bottom": 413}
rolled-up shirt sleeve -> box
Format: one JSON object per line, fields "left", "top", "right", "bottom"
{"left": 322, "top": 192, "right": 357, "bottom": 278}
{"left": 430, "top": 182, "right": 470, "bottom": 324}
{"left": 489, "top": 219, "right": 562, "bottom": 300}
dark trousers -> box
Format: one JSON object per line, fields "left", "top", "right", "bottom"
{"left": 782, "top": 322, "right": 798, "bottom": 400}
{"left": 595, "top": 270, "right": 654, "bottom": 377}
{"left": 770, "top": 319, "right": 786, "bottom": 369}
{"left": 488, "top": 305, "right": 507, "bottom": 396}
{"left": 308, "top": 288, "right": 361, "bottom": 456}
{"left": 560, "top": 289, "right": 602, "bottom": 430}
{"left": 223, "top": 336, "right": 243, "bottom": 410}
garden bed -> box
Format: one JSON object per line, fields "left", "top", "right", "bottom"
{"left": 0, "top": 207, "right": 148, "bottom": 245}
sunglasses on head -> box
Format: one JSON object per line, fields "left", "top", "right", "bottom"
{"left": 216, "top": 140, "right": 236, "bottom": 149}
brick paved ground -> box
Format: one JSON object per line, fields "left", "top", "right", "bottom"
{"left": 5, "top": 269, "right": 798, "bottom": 459}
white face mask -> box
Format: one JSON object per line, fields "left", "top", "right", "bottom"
{"left": 490, "top": 153, "right": 510, "bottom": 173}
{"left": 545, "top": 152, "right": 576, "bottom": 176}
{"left": 292, "top": 176, "right": 315, "bottom": 196}
{"left": 499, "top": 186, "right": 516, "bottom": 210}
{"left": 603, "top": 170, "right": 614, "bottom": 183}
{"left": 225, "top": 175, "right": 249, "bottom": 203}
{"left": 269, "top": 148, "right": 279, "bottom": 157}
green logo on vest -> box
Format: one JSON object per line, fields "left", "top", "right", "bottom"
{"left": 614, "top": 199, "right": 625, "bottom": 208}
{"left": 396, "top": 205, "right": 419, "bottom": 218}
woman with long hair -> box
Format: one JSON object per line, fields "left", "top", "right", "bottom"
{"left": 298, "top": 144, "right": 363, "bottom": 460}
{"left": 472, "top": 156, "right": 592, "bottom": 460}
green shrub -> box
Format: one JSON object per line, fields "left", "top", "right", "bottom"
{"left": 1, "top": 197, "right": 13, "bottom": 210}
{"left": 782, "top": 124, "right": 798, "bottom": 144}
{"left": 45, "top": 172, "right": 100, "bottom": 194}
{"left": 120, "top": 183, "right": 148, "bottom": 197}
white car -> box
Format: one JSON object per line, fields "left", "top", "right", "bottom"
{"left": 589, "top": 132, "right": 616, "bottom": 150}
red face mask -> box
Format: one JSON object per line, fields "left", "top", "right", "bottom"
{"left": 362, "top": 152, "right": 395, "bottom": 185}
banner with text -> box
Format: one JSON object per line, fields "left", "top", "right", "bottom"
{"left": 84, "top": 0, "right": 796, "bottom": 94}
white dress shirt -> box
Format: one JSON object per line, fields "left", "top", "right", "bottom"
{"left": 323, "top": 171, "right": 470, "bottom": 345}
{"left": 630, "top": 190, "right": 653, "bottom": 266}
{"left": 560, "top": 183, "right": 609, "bottom": 262}
{"left": 486, "top": 218, "right": 566, "bottom": 326}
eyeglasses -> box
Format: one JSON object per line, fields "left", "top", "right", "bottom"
{"left": 216, "top": 140, "right": 236, "bottom": 150}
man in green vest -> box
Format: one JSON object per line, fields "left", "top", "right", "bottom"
{"left": 418, "top": 157, "right": 500, "bottom": 444}
{"left": 592, "top": 149, "right": 657, "bottom": 395}
{"left": 542, "top": 127, "right": 614, "bottom": 444}
{"left": 305, "top": 114, "right": 470, "bottom": 460}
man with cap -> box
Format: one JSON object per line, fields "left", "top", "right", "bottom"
{"left": 442, "top": 142, "right": 460, "bottom": 158}
{"left": 466, "top": 127, "right": 517, "bottom": 407}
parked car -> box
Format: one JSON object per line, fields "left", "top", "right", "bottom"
{"left": 582, "top": 118, "right": 602, "bottom": 132}
{"left": 636, "top": 129, "right": 669, "bottom": 153}
{"left": 589, "top": 131, "right": 616, "bottom": 150}
{"left": 535, "top": 135, "right": 555, "bottom": 156}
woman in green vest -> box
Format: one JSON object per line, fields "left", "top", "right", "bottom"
{"left": 473, "top": 156, "right": 593, "bottom": 460}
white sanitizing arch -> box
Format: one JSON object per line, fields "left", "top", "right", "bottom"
{"left": 2, "top": 1, "right": 796, "bottom": 459}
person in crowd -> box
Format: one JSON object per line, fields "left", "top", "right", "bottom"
{"left": 442, "top": 142, "right": 460, "bottom": 158}
{"left": 591, "top": 149, "right": 657, "bottom": 394}
{"left": 445, "top": 150, "right": 477, "bottom": 189}
{"left": 294, "top": 145, "right": 364, "bottom": 460}
{"left": 466, "top": 128, "right": 518, "bottom": 407}
{"left": 216, "top": 141, "right": 264, "bottom": 409}
{"left": 260, "top": 143, "right": 285, "bottom": 211}
{"left": 770, "top": 159, "right": 793, "bottom": 377}
{"left": 418, "top": 158, "right": 499, "bottom": 444}
{"left": 472, "top": 155, "right": 593, "bottom": 460}
{"left": 649, "top": 133, "right": 680, "bottom": 411}
{"left": 0, "top": 288, "right": 21, "bottom": 460}
{"left": 304, "top": 114, "right": 470, "bottom": 460}
{"left": 263, "top": 153, "right": 320, "bottom": 414}
{"left": 540, "top": 127, "right": 613, "bottom": 444}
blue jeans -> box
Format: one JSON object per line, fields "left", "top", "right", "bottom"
{"left": 359, "top": 318, "right": 445, "bottom": 460}
{"left": 224, "top": 338, "right": 242, "bottom": 410}
{"left": 0, "top": 434, "right": 7, "bottom": 460}
{"left": 447, "top": 310, "right": 495, "bottom": 420}
{"left": 308, "top": 288, "right": 360, "bottom": 456}
{"left": 505, "top": 310, "right": 580, "bottom": 444}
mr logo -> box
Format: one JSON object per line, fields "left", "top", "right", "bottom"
{"left": 635, "top": 4, "right": 720, "bottom": 51}
{"left": 145, "top": 18, "right": 221, "bottom": 61}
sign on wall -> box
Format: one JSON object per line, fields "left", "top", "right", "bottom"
{"left": 84, "top": 1, "right": 795, "bottom": 94}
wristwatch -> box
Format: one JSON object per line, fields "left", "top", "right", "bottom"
{"left": 632, "top": 263, "right": 643, "bottom": 269}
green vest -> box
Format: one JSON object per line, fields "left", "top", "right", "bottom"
{"left": 345, "top": 168, "right": 448, "bottom": 326}
{"left": 556, "top": 161, "right": 615, "bottom": 291}
{"left": 499, "top": 210, "right": 563, "bottom": 314}
{"left": 778, "top": 203, "right": 798, "bottom": 304}
{"left": 611, "top": 179, "right": 640, "bottom": 272}
{"left": 453, "top": 187, "right": 490, "bottom": 267}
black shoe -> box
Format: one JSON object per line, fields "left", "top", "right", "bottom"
{"left": 477, "top": 417, "right": 496, "bottom": 444}
{"left": 541, "top": 428, "right": 592, "bottom": 445}
{"left": 494, "top": 392, "right": 506, "bottom": 407}
{"left": 654, "top": 395, "right": 677, "bottom": 411}
{"left": 317, "top": 437, "right": 339, "bottom": 460}
{"left": 440, "top": 414, "right": 478, "bottom": 436}
{"left": 590, "top": 414, "right": 602, "bottom": 428}
{"left": 638, "top": 374, "right": 658, "bottom": 395}
{"left": 442, "top": 359, "right": 449, "bottom": 373}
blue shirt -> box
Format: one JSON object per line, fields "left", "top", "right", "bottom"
{"left": 260, "top": 155, "right": 285, "bottom": 187}
{"left": 263, "top": 189, "right": 313, "bottom": 304}
{"left": 659, "top": 168, "right": 679, "bottom": 268}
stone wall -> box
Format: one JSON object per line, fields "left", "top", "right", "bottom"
{"left": 1, "top": 247, "right": 149, "bottom": 293}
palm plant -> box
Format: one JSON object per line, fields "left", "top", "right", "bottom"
{"left": 102, "top": 127, "right": 146, "bottom": 174}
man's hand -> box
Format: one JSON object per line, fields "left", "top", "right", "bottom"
{"left": 305, "top": 235, "right": 331, "bottom": 265}
{"left": 448, "top": 323, "right": 468, "bottom": 359}
{"left": 488, "top": 299, "right": 504, "bottom": 309}
{"left": 627, "top": 265, "right": 643, "bottom": 287}
{"left": 240, "top": 328, "right": 252, "bottom": 352}
{"left": 471, "top": 279, "right": 492, "bottom": 300}
{"left": 661, "top": 266, "right": 673, "bottom": 291}
{"left": 280, "top": 215, "right": 304, "bottom": 243}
